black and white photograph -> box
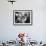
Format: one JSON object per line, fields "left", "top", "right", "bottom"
{"left": 13, "top": 10, "right": 32, "bottom": 25}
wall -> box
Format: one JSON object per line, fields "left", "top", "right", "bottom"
{"left": 0, "top": 0, "right": 46, "bottom": 42}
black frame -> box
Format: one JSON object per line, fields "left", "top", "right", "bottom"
{"left": 13, "top": 10, "right": 33, "bottom": 26}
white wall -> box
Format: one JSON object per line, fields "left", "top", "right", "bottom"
{"left": 0, "top": 0, "right": 46, "bottom": 42}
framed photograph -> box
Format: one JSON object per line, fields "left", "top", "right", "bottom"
{"left": 13, "top": 10, "right": 33, "bottom": 25}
